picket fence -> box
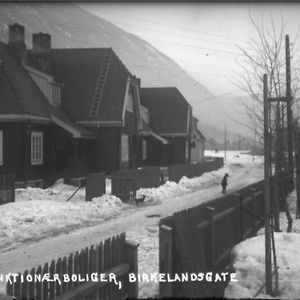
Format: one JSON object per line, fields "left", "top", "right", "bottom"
{"left": 6, "top": 233, "right": 139, "bottom": 300}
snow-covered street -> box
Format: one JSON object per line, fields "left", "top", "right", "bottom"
{"left": 0, "top": 151, "right": 264, "bottom": 297}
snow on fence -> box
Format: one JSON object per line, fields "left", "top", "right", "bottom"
{"left": 112, "top": 158, "right": 224, "bottom": 201}
{"left": 168, "top": 158, "right": 223, "bottom": 183}
{"left": 86, "top": 172, "right": 106, "bottom": 201}
{"left": 0, "top": 174, "right": 15, "bottom": 205}
{"left": 159, "top": 176, "right": 292, "bottom": 298}
{"left": 6, "top": 233, "right": 139, "bottom": 300}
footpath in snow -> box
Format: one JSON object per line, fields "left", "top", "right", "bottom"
{"left": 0, "top": 151, "right": 264, "bottom": 298}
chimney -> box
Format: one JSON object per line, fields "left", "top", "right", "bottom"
{"left": 32, "top": 32, "right": 51, "bottom": 53}
{"left": 8, "top": 23, "right": 26, "bottom": 64}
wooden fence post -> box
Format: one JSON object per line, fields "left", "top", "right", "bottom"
{"left": 233, "top": 193, "right": 242, "bottom": 243}
{"left": 206, "top": 206, "right": 216, "bottom": 268}
{"left": 124, "top": 240, "right": 139, "bottom": 299}
{"left": 159, "top": 225, "right": 173, "bottom": 298}
{"left": 250, "top": 188, "right": 257, "bottom": 230}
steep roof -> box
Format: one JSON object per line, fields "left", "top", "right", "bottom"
{"left": 0, "top": 42, "right": 93, "bottom": 138}
{"left": 140, "top": 87, "right": 191, "bottom": 135}
{"left": 27, "top": 48, "right": 131, "bottom": 124}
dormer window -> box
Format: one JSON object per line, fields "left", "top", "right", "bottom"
{"left": 26, "top": 65, "right": 62, "bottom": 107}
{"left": 51, "top": 84, "right": 61, "bottom": 107}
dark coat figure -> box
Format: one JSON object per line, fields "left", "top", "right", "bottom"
{"left": 221, "top": 173, "right": 229, "bottom": 193}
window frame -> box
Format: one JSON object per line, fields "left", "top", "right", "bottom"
{"left": 31, "top": 131, "right": 43, "bottom": 165}
{"left": 185, "top": 141, "right": 189, "bottom": 160}
{"left": 121, "top": 134, "right": 129, "bottom": 163}
{"left": 142, "top": 139, "right": 147, "bottom": 160}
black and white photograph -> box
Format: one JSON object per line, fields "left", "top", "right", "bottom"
{"left": 0, "top": 1, "right": 300, "bottom": 299}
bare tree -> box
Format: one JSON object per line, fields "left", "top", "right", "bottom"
{"left": 235, "top": 14, "right": 298, "bottom": 236}
{"left": 235, "top": 14, "right": 299, "bottom": 146}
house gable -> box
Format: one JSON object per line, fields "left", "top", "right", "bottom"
{"left": 27, "top": 48, "right": 135, "bottom": 127}
{"left": 140, "top": 87, "right": 192, "bottom": 136}
{"left": 0, "top": 42, "right": 93, "bottom": 139}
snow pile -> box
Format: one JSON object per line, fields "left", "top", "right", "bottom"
{"left": 136, "top": 154, "right": 254, "bottom": 204}
{"left": 225, "top": 233, "right": 300, "bottom": 299}
{"left": 15, "top": 179, "right": 85, "bottom": 203}
{"left": 106, "top": 178, "right": 112, "bottom": 194}
{"left": 0, "top": 194, "right": 129, "bottom": 251}
{"left": 226, "top": 191, "right": 300, "bottom": 299}
{"left": 137, "top": 181, "right": 191, "bottom": 204}
{"left": 92, "top": 194, "right": 124, "bottom": 208}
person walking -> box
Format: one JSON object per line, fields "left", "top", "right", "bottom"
{"left": 221, "top": 173, "right": 229, "bottom": 193}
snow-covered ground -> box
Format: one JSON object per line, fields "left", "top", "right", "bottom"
{"left": 0, "top": 150, "right": 264, "bottom": 298}
{"left": 225, "top": 190, "right": 300, "bottom": 299}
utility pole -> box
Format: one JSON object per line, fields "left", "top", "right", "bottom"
{"left": 295, "top": 121, "right": 300, "bottom": 219}
{"left": 263, "top": 74, "right": 273, "bottom": 295}
{"left": 224, "top": 124, "right": 227, "bottom": 162}
{"left": 286, "top": 34, "right": 294, "bottom": 187}
{"left": 274, "top": 103, "right": 281, "bottom": 231}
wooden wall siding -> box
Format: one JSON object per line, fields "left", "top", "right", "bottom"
{"left": 0, "top": 123, "right": 79, "bottom": 182}
{"left": 91, "top": 127, "right": 120, "bottom": 175}
{"left": 0, "top": 173, "right": 15, "bottom": 205}
{"left": 168, "top": 137, "right": 189, "bottom": 165}
{"left": 0, "top": 123, "right": 26, "bottom": 180}
{"left": 86, "top": 172, "right": 106, "bottom": 201}
{"left": 159, "top": 175, "right": 293, "bottom": 298}
{"left": 6, "top": 233, "right": 139, "bottom": 300}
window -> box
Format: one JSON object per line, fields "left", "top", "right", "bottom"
{"left": 126, "top": 89, "right": 134, "bottom": 113}
{"left": 185, "top": 141, "right": 189, "bottom": 160}
{"left": 52, "top": 85, "right": 61, "bottom": 106}
{"left": 0, "top": 130, "right": 3, "bottom": 166}
{"left": 121, "top": 134, "right": 129, "bottom": 163}
{"left": 142, "top": 140, "right": 147, "bottom": 160}
{"left": 31, "top": 131, "right": 43, "bottom": 165}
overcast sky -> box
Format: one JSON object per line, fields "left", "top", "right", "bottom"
{"left": 81, "top": 2, "right": 300, "bottom": 97}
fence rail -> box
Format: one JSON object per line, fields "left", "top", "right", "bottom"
{"left": 159, "top": 176, "right": 292, "bottom": 298}
{"left": 6, "top": 233, "right": 139, "bottom": 300}
{"left": 0, "top": 173, "right": 15, "bottom": 205}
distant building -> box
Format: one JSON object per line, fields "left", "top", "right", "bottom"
{"left": 140, "top": 87, "right": 205, "bottom": 166}
{"left": 191, "top": 117, "right": 206, "bottom": 163}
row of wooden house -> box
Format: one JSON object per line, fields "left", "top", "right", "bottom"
{"left": 0, "top": 23, "right": 205, "bottom": 187}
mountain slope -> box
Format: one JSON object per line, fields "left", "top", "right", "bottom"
{"left": 0, "top": 3, "right": 249, "bottom": 140}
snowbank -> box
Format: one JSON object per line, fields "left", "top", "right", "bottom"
{"left": 226, "top": 191, "right": 300, "bottom": 299}
{"left": 0, "top": 191, "right": 128, "bottom": 251}
{"left": 225, "top": 233, "right": 300, "bottom": 299}
{"left": 15, "top": 178, "right": 85, "bottom": 203}
{"left": 136, "top": 154, "right": 256, "bottom": 204}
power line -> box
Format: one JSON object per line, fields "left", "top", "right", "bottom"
{"left": 81, "top": 6, "right": 249, "bottom": 45}
{"left": 54, "top": 21, "right": 242, "bottom": 57}
{"left": 190, "top": 89, "right": 242, "bottom": 105}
